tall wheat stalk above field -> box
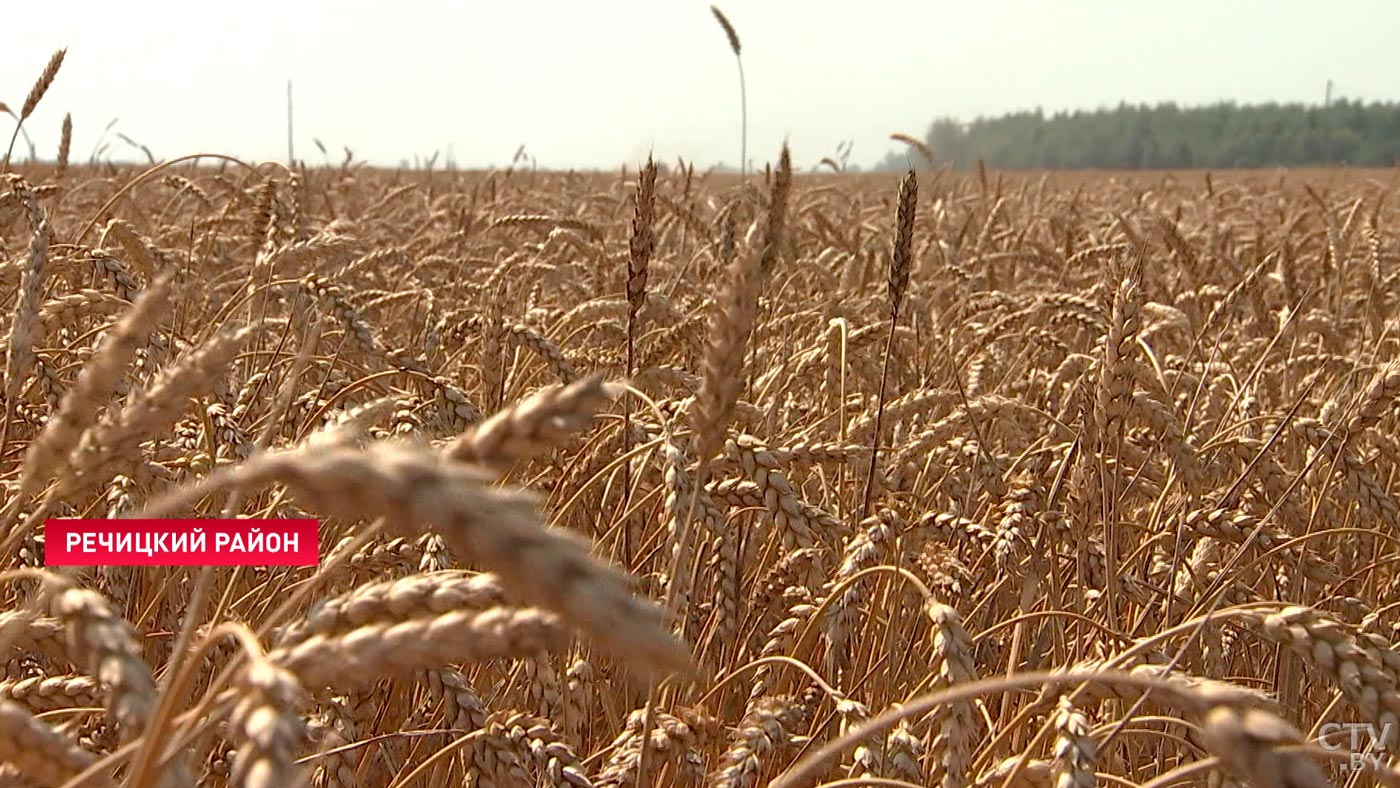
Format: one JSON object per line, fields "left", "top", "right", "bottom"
{"left": 3, "top": 49, "right": 65, "bottom": 173}
{"left": 890, "top": 132, "right": 935, "bottom": 168}
{"left": 860, "top": 168, "right": 917, "bottom": 517}
{"left": 56, "top": 113, "right": 71, "bottom": 178}
{"left": 710, "top": 6, "right": 746, "bottom": 179}
{"left": 622, "top": 156, "right": 656, "bottom": 561}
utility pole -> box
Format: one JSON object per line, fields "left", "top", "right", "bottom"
{"left": 1325, "top": 78, "right": 1333, "bottom": 108}
{"left": 287, "top": 80, "right": 294, "bottom": 164}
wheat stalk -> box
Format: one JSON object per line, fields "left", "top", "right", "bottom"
{"left": 3, "top": 49, "right": 65, "bottom": 171}
{"left": 709, "top": 7, "right": 746, "bottom": 178}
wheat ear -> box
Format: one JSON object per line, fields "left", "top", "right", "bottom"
{"left": 3, "top": 48, "right": 65, "bottom": 171}
{"left": 141, "top": 442, "right": 692, "bottom": 677}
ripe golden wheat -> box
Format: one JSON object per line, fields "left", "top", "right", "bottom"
{"left": 0, "top": 103, "right": 1398, "bottom": 788}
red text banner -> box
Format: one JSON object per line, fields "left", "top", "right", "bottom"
{"left": 44, "top": 519, "right": 319, "bottom": 566}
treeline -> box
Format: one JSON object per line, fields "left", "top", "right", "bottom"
{"left": 878, "top": 99, "right": 1400, "bottom": 170}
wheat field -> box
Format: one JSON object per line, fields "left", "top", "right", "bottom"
{"left": 4, "top": 114, "right": 1400, "bottom": 788}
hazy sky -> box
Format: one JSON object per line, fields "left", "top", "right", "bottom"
{"left": 5, "top": 1, "right": 1397, "bottom": 171}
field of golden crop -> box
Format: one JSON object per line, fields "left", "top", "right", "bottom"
{"left": 2, "top": 145, "right": 1400, "bottom": 788}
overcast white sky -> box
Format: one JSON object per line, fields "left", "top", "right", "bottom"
{"left": 4, "top": 1, "right": 1397, "bottom": 170}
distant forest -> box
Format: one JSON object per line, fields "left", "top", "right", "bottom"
{"left": 876, "top": 100, "right": 1400, "bottom": 170}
